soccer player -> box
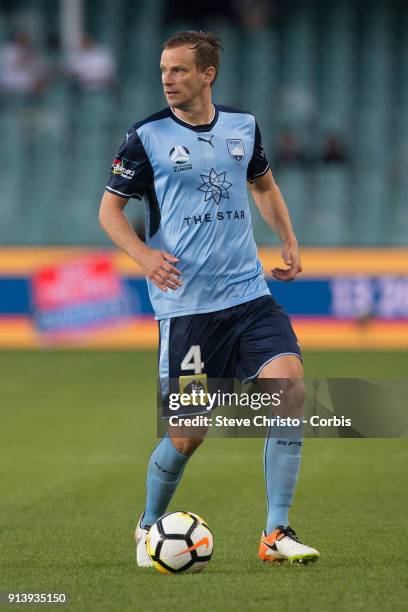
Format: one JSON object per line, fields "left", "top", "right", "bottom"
{"left": 99, "top": 31, "right": 320, "bottom": 565}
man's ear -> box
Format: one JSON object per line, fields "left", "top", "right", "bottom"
{"left": 204, "top": 66, "right": 216, "bottom": 85}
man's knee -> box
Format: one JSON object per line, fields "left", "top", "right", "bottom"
{"left": 169, "top": 435, "right": 204, "bottom": 456}
{"left": 280, "top": 378, "right": 305, "bottom": 416}
{"left": 257, "top": 355, "right": 305, "bottom": 417}
{"left": 168, "top": 423, "right": 207, "bottom": 455}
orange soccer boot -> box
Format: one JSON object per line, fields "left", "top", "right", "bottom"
{"left": 258, "top": 525, "right": 320, "bottom": 565}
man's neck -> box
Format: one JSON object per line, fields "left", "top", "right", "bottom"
{"left": 171, "top": 99, "right": 215, "bottom": 127}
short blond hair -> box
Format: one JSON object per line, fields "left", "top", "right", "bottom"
{"left": 163, "top": 30, "right": 222, "bottom": 83}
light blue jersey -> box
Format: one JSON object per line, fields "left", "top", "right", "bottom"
{"left": 106, "top": 104, "right": 271, "bottom": 319}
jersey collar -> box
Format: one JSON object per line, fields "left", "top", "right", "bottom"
{"left": 168, "top": 105, "right": 219, "bottom": 133}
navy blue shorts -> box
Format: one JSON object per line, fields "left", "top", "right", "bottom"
{"left": 158, "top": 295, "right": 301, "bottom": 415}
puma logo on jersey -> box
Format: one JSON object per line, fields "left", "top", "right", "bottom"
{"left": 198, "top": 135, "right": 215, "bottom": 148}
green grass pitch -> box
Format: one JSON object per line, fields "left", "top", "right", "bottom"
{"left": 1, "top": 350, "right": 407, "bottom": 611}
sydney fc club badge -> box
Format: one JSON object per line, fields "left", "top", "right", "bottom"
{"left": 227, "top": 139, "right": 245, "bottom": 161}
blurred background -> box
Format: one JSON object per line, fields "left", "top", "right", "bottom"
{"left": 0, "top": 0, "right": 407, "bottom": 348}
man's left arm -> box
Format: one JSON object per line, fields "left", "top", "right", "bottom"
{"left": 248, "top": 169, "right": 302, "bottom": 282}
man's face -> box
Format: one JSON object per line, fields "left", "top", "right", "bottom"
{"left": 160, "top": 45, "right": 209, "bottom": 108}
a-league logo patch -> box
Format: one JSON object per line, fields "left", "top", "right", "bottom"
{"left": 178, "top": 374, "right": 209, "bottom": 407}
{"left": 169, "top": 146, "right": 190, "bottom": 164}
{"left": 227, "top": 139, "right": 245, "bottom": 161}
{"left": 169, "top": 146, "right": 192, "bottom": 173}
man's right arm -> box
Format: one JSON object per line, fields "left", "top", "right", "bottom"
{"left": 99, "top": 190, "right": 182, "bottom": 292}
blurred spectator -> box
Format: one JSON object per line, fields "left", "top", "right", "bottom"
{"left": 322, "top": 134, "right": 349, "bottom": 164}
{"left": 65, "top": 35, "right": 116, "bottom": 93}
{"left": 232, "top": 0, "right": 275, "bottom": 30}
{"left": 274, "top": 129, "right": 310, "bottom": 167}
{"left": 0, "top": 31, "right": 50, "bottom": 96}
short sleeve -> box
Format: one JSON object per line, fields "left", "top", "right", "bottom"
{"left": 106, "top": 128, "right": 153, "bottom": 200}
{"left": 247, "top": 120, "right": 269, "bottom": 183}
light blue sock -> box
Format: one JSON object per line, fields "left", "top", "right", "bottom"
{"left": 141, "top": 436, "right": 190, "bottom": 528}
{"left": 264, "top": 428, "right": 303, "bottom": 533}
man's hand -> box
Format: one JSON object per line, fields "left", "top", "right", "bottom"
{"left": 98, "top": 192, "right": 182, "bottom": 292}
{"left": 137, "top": 246, "right": 182, "bottom": 292}
{"left": 272, "top": 242, "right": 302, "bottom": 282}
{"left": 249, "top": 171, "right": 301, "bottom": 281}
